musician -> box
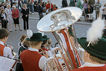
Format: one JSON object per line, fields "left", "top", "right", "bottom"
{"left": 20, "top": 33, "right": 52, "bottom": 71}
{"left": 39, "top": 35, "right": 49, "bottom": 56}
{"left": 40, "top": 36, "right": 60, "bottom": 57}
{"left": 41, "top": 35, "right": 49, "bottom": 51}
{"left": 18, "top": 35, "right": 30, "bottom": 58}
{"left": 72, "top": 24, "right": 106, "bottom": 70}
{"left": 0, "top": 28, "right": 14, "bottom": 59}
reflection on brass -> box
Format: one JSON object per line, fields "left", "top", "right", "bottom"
{"left": 50, "top": 10, "right": 76, "bottom": 30}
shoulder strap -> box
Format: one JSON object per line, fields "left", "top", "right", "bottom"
{"left": 0, "top": 44, "right": 5, "bottom": 56}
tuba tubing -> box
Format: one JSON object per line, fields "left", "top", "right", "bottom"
{"left": 37, "top": 7, "right": 83, "bottom": 71}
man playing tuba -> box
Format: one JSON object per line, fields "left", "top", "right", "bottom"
{"left": 72, "top": 18, "right": 106, "bottom": 71}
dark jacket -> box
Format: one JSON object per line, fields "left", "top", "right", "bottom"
{"left": 38, "top": 5, "right": 43, "bottom": 14}
{"left": 21, "top": 8, "right": 29, "bottom": 19}
{"left": 85, "top": 6, "right": 93, "bottom": 14}
{"left": 62, "top": 0, "right": 68, "bottom": 7}
{"left": 18, "top": 43, "right": 28, "bottom": 58}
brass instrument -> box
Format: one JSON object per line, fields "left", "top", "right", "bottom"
{"left": 37, "top": 7, "right": 83, "bottom": 71}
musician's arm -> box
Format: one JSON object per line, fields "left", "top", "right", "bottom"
{"left": 39, "top": 56, "right": 47, "bottom": 70}
{"left": 39, "top": 56, "right": 54, "bottom": 70}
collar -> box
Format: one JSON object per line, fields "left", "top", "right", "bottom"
{"left": 0, "top": 41, "right": 4, "bottom": 45}
{"left": 28, "top": 48, "right": 39, "bottom": 52}
{"left": 81, "top": 62, "right": 105, "bottom": 67}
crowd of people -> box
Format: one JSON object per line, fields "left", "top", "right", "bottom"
{"left": 0, "top": 0, "right": 106, "bottom": 71}
{"left": 82, "top": 0, "right": 101, "bottom": 21}
{"left": 0, "top": 0, "right": 58, "bottom": 32}
{"left": 0, "top": 0, "right": 104, "bottom": 32}
{"left": 62, "top": 0, "right": 106, "bottom": 22}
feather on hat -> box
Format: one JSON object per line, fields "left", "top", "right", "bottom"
{"left": 87, "top": 18, "right": 105, "bottom": 45}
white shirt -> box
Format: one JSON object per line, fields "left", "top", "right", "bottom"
{"left": 1, "top": 13, "right": 6, "bottom": 20}
{"left": 28, "top": 48, "right": 48, "bottom": 70}
{"left": 5, "top": 8, "right": 12, "bottom": 16}
{"left": 0, "top": 41, "right": 14, "bottom": 59}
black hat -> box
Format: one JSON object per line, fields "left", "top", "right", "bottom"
{"left": 27, "top": 33, "right": 47, "bottom": 41}
{"left": 77, "top": 36, "right": 106, "bottom": 60}
{"left": 42, "top": 35, "right": 49, "bottom": 41}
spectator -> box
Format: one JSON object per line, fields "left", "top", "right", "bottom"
{"left": 38, "top": 0, "right": 42, "bottom": 4}
{"left": 42, "top": 2, "right": 46, "bottom": 8}
{"left": 0, "top": 28, "right": 14, "bottom": 59}
{"left": 2, "top": 2, "right": 6, "bottom": 9}
{"left": 86, "top": 5, "right": 93, "bottom": 14}
{"left": 62, "top": 0, "right": 68, "bottom": 7}
{"left": 94, "top": 0, "right": 101, "bottom": 19}
{"left": 53, "top": 4, "right": 58, "bottom": 11}
{"left": 42, "top": 8, "right": 46, "bottom": 17}
{"left": 88, "top": 0, "right": 95, "bottom": 6}
{"left": 12, "top": 0, "right": 18, "bottom": 8}
{"left": 28, "top": 0, "right": 34, "bottom": 14}
{"left": 34, "top": 1, "right": 38, "bottom": 12}
{"left": 21, "top": 4, "right": 29, "bottom": 30}
{"left": 83, "top": 0, "right": 88, "bottom": 12}
{"left": 83, "top": 0, "right": 88, "bottom": 21}
{"left": 12, "top": 6, "right": 21, "bottom": 31}
{"left": 76, "top": 0, "right": 83, "bottom": 9}
{"left": 4, "top": 0, "right": 11, "bottom": 6}
{"left": 38, "top": 3, "right": 43, "bottom": 19}
{"left": 10, "top": 0, "right": 13, "bottom": 7}
{"left": 102, "top": 4, "right": 106, "bottom": 25}
{"left": 0, "top": 9, "right": 8, "bottom": 29}
{"left": 69, "top": 0, "right": 76, "bottom": 7}
{"left": 5, "top": 4, "right": 13, "bottom": 32}
{"left": 46, "top": 1, "right": 53, "bottom": 11}
{"left": 85, "top": 5, "right": 93, "bottom": 21}
{"left": 18, "top": 0, "right": 25, "bottom": 11}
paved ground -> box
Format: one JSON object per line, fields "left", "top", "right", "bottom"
{"left": 6, "top": 12, "right": 91, "bottom": 53}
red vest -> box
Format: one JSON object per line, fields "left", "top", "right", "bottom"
{"left": 20, "top": 50, "right": 42, "bottom": 71}
{"left": 0, "top": 44, "right": 5, "bottom": 56}
{"left": 72, "top": 65, "right": 106, "bottom": 71}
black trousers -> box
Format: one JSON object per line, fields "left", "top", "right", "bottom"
{"left": 23, "top": 17, "right": 29, "bottom": 30}
{"left": 39, "top": 13, "right": 43, "bottom": 19}
{"left": 1, "top": 20, "right": 7, "bottom": 29}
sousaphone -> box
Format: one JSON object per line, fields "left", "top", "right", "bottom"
{"left": 37, "top": 7, "right": 82, "bottom": 71}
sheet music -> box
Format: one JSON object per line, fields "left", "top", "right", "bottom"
{"left": 0, "top": 56, "right": 15, "bottom": 71}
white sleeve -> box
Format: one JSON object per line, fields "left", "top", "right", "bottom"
{"left": 48, "top": 50, "right": 53, "bottom": 57}
{"left": 3, "top": 47, "right": 14, "bottom": 59}
{"left": 39, "top": 56, "right": 47, "bottom": 70}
